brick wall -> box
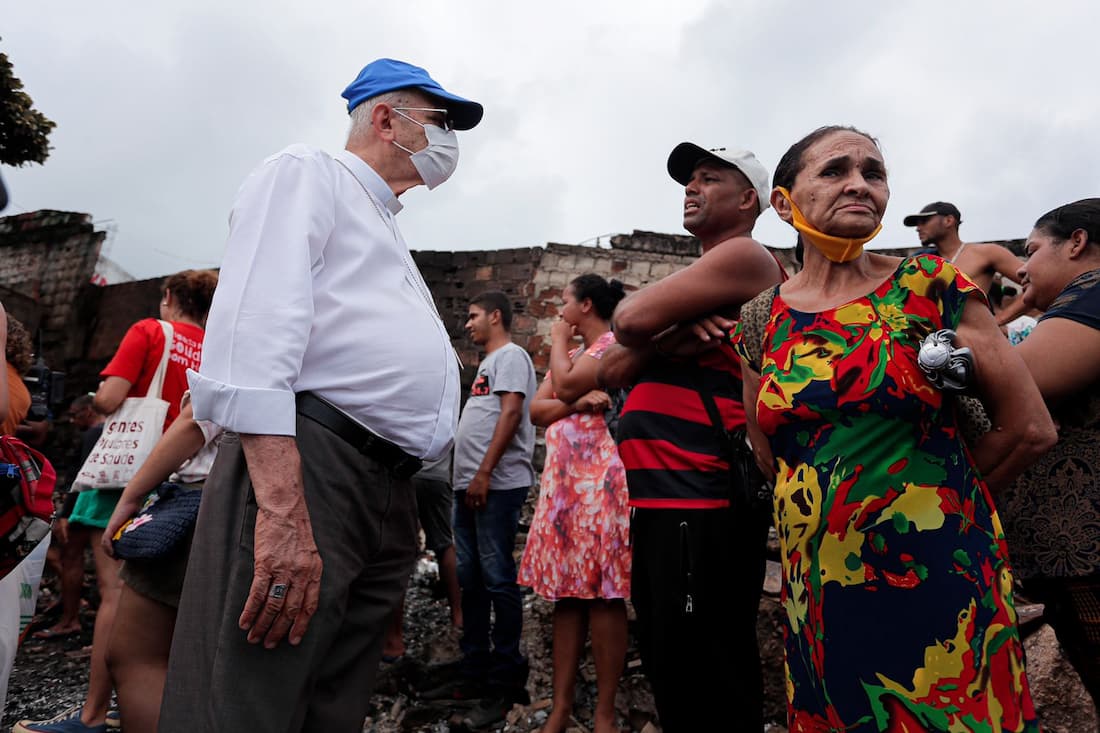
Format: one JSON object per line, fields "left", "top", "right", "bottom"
{"left": 0, "top": 210, "right": 105, "bottom": 366}
{"left": 5, "top": 208, "right": 1026, "bottom": 407}
{"left": 412, "top": 246, "right": 543, "bottom": 395}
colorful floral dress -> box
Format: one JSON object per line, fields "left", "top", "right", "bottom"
{"left": 519, "top": 331, "right": 631, "bottom": 600}
{"left": 736, "top": 256, "right": 1039, "bottom": 732}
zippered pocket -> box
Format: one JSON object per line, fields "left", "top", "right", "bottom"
{"left": 680, "top": 520, "right": 694, "bottom": 615}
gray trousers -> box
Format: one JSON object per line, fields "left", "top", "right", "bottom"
{"left": 159, "top": 415, "right": 418, "bottom": 733}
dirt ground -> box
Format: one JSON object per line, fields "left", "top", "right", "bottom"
{"left": 4, "top": 550, "right": 787, "bottom": 732}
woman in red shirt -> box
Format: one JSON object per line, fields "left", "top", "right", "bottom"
{"left": 20, "top": 269, "right": 217, "bottom": 733}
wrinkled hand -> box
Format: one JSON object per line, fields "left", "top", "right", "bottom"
{"left": 101, "top": 495, "right": 144, "bottom": 557}
{"left": 573, "top": 389, "right": 611, "bottom": 413}
{"left": 551, "top": 319, "right": 577, "bottom": 342}
{"left": 465, "top": 471, "right": 491, "bottom": 510}
{"left": 239, "top": 501, "right": 323, "bottom": 648}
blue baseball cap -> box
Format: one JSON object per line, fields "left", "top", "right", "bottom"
{"left": 341, "top": 58, "right": 483, "bottom": 131}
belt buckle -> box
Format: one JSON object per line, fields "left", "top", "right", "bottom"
{"left": 391, "top": 455, "right": 422, "bottom": 480}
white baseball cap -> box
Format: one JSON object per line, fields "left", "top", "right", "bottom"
{"left": 667, "top": 142, "right": 771, "bottom": 213}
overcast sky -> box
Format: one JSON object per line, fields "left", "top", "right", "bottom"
{"left": 3, "top": 1, "right": 1097, "bottom": 280}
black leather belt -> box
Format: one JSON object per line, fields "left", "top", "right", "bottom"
{"left": 296, "top": 392, "right": 422, "bottom": 480}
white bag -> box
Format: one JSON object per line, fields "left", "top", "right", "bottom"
{"left": 73, "top": 321, "right": 174, "bottom": 491}
{"left": 0, "top": 531, "right": 50, "bottom": 713}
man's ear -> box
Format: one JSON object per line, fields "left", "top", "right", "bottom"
{"left": 489, "top": 309, "right": 502, "bottom": 326}
{"left": 740, "top": 188, "right": 759, "bottom": 213}
{"left": 771, "top": 189, "right": 792, "bottom": 224}
{"left": 372, "top": 102, "right": 396, "bottom": 142}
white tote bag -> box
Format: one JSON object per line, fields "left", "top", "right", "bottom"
{"left": 0, "top": 531, "right": 50, "bottom": 714}
{"left": 73, "top": 321, "right": 173, "bottom": 491}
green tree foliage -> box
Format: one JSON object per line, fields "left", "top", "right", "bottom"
{"left": 0, "top": 50, "right": 56, "bottom": 166}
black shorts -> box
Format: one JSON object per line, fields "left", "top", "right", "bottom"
{"left": 413, "top": 476, "right": 454, "bottom": 556}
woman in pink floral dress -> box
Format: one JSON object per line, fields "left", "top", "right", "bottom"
{"left": 520, "top": 274, "right": 630, "bottom": 733}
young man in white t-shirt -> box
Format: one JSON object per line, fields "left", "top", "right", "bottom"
{"left": 426, "top": 290, "right": 535, "bottom": 728}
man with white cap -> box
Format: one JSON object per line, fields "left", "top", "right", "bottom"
{"left": 598, "top": 143, "right": 785, "bottom": 731}
{"left": 159, "top": 59, "right": 481, "bottom": 732}
{"left": 903, "top": 201, "right": 1029, "bottom": 326}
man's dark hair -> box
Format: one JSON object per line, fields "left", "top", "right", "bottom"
{"left": 772, "top": 125, "right": 880, "bottom": 192}
{"left": 1034, "top": 198, "right": 1100, "bottom": 245}
{"left": 569, "top": 274, "right": 626, "bottom": 321}
{"left": 70, "top": 393, "right": 95, "bottom": 412}
{"left": 471, "top": 290, "right": 513, "bottom": 329}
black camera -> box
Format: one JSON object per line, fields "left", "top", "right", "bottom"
{"left": 22, "top": 355, "right": 65, "bottom": 422}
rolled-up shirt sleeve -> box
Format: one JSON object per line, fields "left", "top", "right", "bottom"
{"left": 189, "top": 149, "right": 335, "bottom": 435}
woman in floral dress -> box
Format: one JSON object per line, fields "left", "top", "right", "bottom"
{"left": 520, "top": 273, "right": 628, "bottom": 733}
{"left": 735, "top": 126, "right": 1056, "bottom": 732}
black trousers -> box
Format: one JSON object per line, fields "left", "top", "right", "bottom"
{"left": 160, "top": 417, "right": 418, "bottom": 733}
{"left": 630, "top": 503, "right": 769, "bottom": 732}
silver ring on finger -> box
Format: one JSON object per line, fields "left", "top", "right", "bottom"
{"left": 269, "top": 583, "right": 288, "bottom": 600}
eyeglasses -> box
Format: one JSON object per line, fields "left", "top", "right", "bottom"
{"left": 393, "top": 107, "right": 453, "bottom": 132}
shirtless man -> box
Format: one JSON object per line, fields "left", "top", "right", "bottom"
{"left": 903, "top": 201, "right": 1029, "bottom": 325}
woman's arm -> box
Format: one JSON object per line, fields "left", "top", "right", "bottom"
{"left": 93, "top": 375, "right": 133, "bottom": 415}
{"left": 1014, "top": 317, "right": 1100, "bottom": 404}
{"left": 101, "top": 401, "right": 207, "bottom": 555}
{"left": 548, "top": 321, "right": 602, "bottom": 404}
{"left": 612, "top": 237, "right": 781, "bottom": 348}
{"left": 597, "top": 343, "right": 653, "bottom": 389}
{"left": 530, "top": 374, "right": 574, "bottom": 427}
{"left": 957, "top": 298, "right": 1057, "bottom": 491}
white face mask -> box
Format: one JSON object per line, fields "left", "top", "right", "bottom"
{"left": 392, "top": 109, "right": 460, "bottom": 190}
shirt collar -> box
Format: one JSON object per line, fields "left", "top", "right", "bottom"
{"left": 335, "top": 150, "right": 403, "bottom": 215}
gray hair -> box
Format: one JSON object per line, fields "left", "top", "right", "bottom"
{"left": 347, "top": 89, "right": 426, "bottom": 140}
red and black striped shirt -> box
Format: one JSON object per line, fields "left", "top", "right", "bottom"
{"left": 616, "top": 341, "right": 744, "bottom": 509}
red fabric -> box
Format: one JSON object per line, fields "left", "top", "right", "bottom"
{"left": 617, "top": 438, "right": 730, "bottom": 473}
{"left": 620, "top": 382, "right": 743, "bottom": 429}
{"left": 101, "top": 318, "right": 204, "bottom": 427}
{"left": 628, "top": 497, "right": 730, "bottom": 509}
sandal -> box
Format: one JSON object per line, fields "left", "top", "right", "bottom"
{"left": 32, "top": 626, "right": 81, "bottom": 640}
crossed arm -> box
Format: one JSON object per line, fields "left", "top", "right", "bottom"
{"left": 600, "top": 237, "right": 783, "bottom": 388}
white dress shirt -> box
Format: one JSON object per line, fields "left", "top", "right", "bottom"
{"left": 189, "top": 145, "right": 459, "bottom": 461}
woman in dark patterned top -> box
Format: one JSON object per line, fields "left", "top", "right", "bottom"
{"left": 1000, "top": 197, "right": 1100, "bottom": 714}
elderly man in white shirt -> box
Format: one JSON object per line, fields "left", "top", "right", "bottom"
{"left": 158, "top": 59, "right": 482, "bottom": 733}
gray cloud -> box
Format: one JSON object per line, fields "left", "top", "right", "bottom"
{"left": 2, "top": 0, "right": 1097, "bottom": 278}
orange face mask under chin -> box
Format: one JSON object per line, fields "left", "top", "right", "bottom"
{"left": 775, "top": 187, "right": 882, "bottom": 263}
